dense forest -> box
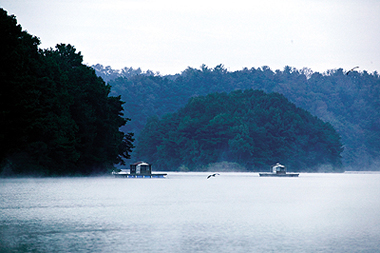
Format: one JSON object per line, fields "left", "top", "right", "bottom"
{"left": 0, "top": 9, "right": 133, "bottom": 176}
{"left": 2, "top": 7, "right": 379, "bottom": 175}
{"left": 94, "top": 64, "right": 380, "bottom": 170}
{"left": 135, "top": 90, "right": 343, "bottom": 172}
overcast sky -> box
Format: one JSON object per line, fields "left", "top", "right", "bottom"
{"left": 2, "top": 0, "right": 380, "bottom": 75}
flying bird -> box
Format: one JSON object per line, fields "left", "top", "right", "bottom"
{"left": 346, "top": 66, "right": 359, "bottom": 75}
{"left": 207, "top": 173, "right": 220, "bottom": 179}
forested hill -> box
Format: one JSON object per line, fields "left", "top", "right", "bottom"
{"left": 94, "top": 64, "right": 380, "bottom": 169}
{"left": 0, "top": 9, "right": 134, "bottom": 176}
{"left": 135, "top": 90, "right": 343, "bottom": 172}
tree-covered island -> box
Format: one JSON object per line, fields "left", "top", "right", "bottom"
{"left": 135, "top": 90, "right": 343, "bottom": 172}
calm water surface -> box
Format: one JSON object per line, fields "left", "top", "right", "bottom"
{"left": 1, "top": 172, "right": 380, "bottom": 252}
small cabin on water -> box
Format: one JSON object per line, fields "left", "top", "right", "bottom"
{"left": 130, "top": 161, "right": 151, "bottom": 175}
{"left": 112, "top": 161, "right": 166, "bottom": 178}
{"left": 259, "top": 163, "right": 299, "bottom": 177}
{"left": 272, "top": 163, "right": 286, "bottom": 174}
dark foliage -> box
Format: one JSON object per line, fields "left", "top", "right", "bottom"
{"left": 134, "top": 90, "right": 343, "bottom": 172}
{"left": 0, "top": 9, "right": 133, "bottom": 176}
{"left": 96, "top": 64, "right": 380, "bottom": 169}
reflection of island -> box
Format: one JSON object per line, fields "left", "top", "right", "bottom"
{"left": 112, "top": 161, "right": 167, "bottom": 178}
{"left": 259, "top": 163, "right": 299, "bottom": 177}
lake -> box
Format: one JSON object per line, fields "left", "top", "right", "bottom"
{"left": 1, "top": 172, "right": 380, "bottom": 252}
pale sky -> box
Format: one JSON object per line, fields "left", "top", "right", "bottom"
{"left": 2, "top": 0, "right": 380, "bottom": 75}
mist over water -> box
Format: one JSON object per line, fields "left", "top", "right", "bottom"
{"left": 1, "top": 173, "right": 380, "bottom": 252}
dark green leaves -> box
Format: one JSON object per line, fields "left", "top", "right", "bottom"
{"left": 135, "top": 90, "right": 343, "bottom": 172}
{"left": 0, "top": 9, "right": 133, "bottom": 176}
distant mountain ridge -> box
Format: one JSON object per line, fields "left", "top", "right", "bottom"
{"left": 93, "top": 64, "right": 380, "bottom": 170}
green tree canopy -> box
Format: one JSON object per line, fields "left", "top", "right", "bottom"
{"left": 98, "top": 64, "right": 380, "bottom": 170}
{"left": 0, "top": 9, "right": 133, "bottom": 176}
{"left": 135, "top": 90, "right": 343, "bottom": 172}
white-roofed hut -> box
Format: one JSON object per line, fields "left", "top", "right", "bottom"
{"left": 112, "top": 161, "right": 167, "bottom": 178}
{"left": 259, "top": 163, "right": 299, "bottom": 177}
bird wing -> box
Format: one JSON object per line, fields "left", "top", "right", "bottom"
{"left": 346, "top": 66, "right": 359, "bottom": 75}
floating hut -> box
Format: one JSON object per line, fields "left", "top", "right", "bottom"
{"left": 112, "top": 161, "right": 167, "bottom": 178}
{"left": 259, "top": 163, "right": 299, "bottom": 177}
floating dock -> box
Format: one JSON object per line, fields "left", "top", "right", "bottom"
{"left": 113, "top": 172, "right": 167, "bottom": 178}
